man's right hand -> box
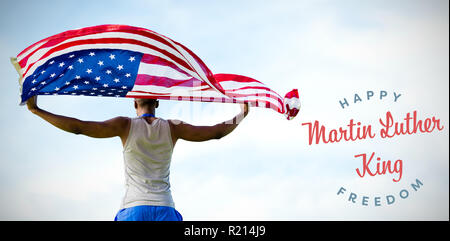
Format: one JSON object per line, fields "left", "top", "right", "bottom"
{"left": 26, "top": 96, "right": 38, "bottom": 113}
{"left": 241, "top": 103, "right": 249, "bottom": 117}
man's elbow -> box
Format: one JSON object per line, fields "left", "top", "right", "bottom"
{"left": 71, "top": 127, "right": 83, "bottom": 135}
{"left": 69, "top": 122, "right": 83, "bottom": 135}
{"left": 212, "top": 130, "right": 225, "bottom": 140}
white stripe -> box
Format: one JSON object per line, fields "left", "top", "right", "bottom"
{"left": 126, "top": 90, "right": 223, "bottom": 98}
{"left": 20, "top": 31, "right": 190, "bottom": 77}
{"left": 147, "top": 32, "right": 213, "bottom": 85}
{"left": 145, "top": 33, "right": 209, "bottom": 80}
{"left": 130, "top": 81, "right": 282, "bottom": 105}
{"left": 219, "top": 80, "right": 274, "bottom": 91}
{"left": 22, "top": 43, "right": 204, "bottom": 82}
{"left": 130, "top": 83, "right": 211, "bottom": 94}
{"left": 17, "top": 41, "right": 47, "bottom": 62}
{"left": 128, "top": 85, "right": 282, "bottom": 106}
{"left": 126, "top": 91, "right": 283, "bottom": 109}
{"left": 229, "top": 95, "right": 283, "bottom": 109}
{"left": 171, "top": 41, "right": 213, "bottom": 88}
{"left": 138, "top": 63, "right": 192, "bottom": 80}
{"left": 224, "top": 88, "right": 283, "bottom": 100}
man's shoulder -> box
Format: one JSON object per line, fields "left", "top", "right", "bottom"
{"left": 109, "top": 116, "right": 131, "bottom": 127}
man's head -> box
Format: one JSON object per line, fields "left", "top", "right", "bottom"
{"left": 134, "top": 98, "right": 159, "bottom": 116}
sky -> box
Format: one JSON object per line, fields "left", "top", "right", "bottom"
{"left": 0, "top": 0, "right": 448, "bottom": 220}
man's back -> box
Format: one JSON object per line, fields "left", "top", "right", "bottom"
{"left": 122, "top": 117, "right": 174, "bottom": 209}
{"left": 25, "top": 96, "right": 248, "bottom": 220}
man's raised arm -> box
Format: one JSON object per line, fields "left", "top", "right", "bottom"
{"left": 26, "top": 96, "right": 130, "bottom": 143}
{"left": 169, "top": 103, "right": 249, "bottom": 143}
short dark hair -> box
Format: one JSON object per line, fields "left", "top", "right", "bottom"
{"left": 135, "top": 98, "right": 158, "bottom": 108}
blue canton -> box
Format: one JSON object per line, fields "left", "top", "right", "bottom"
{"left": 22, "top": 49, "right": 143, "bottom": 103}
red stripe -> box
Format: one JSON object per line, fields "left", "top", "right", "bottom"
{"left": 223, "top": 91, "right": 284, "bottom": 107}
{"left": 125, "top": 94, "right": 283, "bottom": 113}
{"left": 19, "top": 37, "right": 71, "bottom": 68}
{"left": 135, "top": 74, "right": 209, "bottom": 88}
{"left": 19, "top": 25, "right": 189, "bottom": 71}
{"left": 140, "top": 54, "right": 191, "bottom": 77}
{"left": 223, "top": 85, "right": 278, "bottom": 93}
{"left": 19, "top": 25, "right": 177, "bottom": 58}
{"left": 214, "top": 73, "right": 264, "bottom": 84}
{"left": 128, "top": 88, "right": 283, "bottom": 108}
{"left": 173, "top": 40, "right": 224, "bottom": 94}
{"left": 23, "top": 37, "right": 195, "bottom": 78}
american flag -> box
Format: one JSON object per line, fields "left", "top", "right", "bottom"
{"left": 11, "top": 25, "right": 300, "bottom": 120}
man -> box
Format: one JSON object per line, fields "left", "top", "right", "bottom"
{"left": 26, "top": 96, "right": 249, "bottom": 221}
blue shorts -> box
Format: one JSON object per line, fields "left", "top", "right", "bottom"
{"left": 114, "top": 205, "right": 183, "bottom": 221}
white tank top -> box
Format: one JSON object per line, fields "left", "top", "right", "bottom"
{"left": 121, "top": 117, "right": 175, "bottom": 209}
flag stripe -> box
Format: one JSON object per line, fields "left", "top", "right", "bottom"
{"left": 18, "top": 25, "right": 182, "bottom": 61}
{"left": 135, "top": 75, "right": 206, "bottom": 88}
{"left": 18, "top": 30, "right": 190, "bottom": 74}
{"left": 137, "top": 62, "right": 193, "bottom": 81}
{"left": 23, "top": 38, "right": 194, "bottom": 78}
{"left": 140, "top": 53, "right": 191, "bottom": 77}
{"left": 125, "top": 93, "right": 283, "bottom": 112}
{"left": 128, "top": 84, "right": 283, "bottom": 110}
{"left": 22, "top": 43, "right": 204, "bottom": 82}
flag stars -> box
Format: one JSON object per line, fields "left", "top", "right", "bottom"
{"left": 28, "top": 50, "right": 137, "bottom": 98}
